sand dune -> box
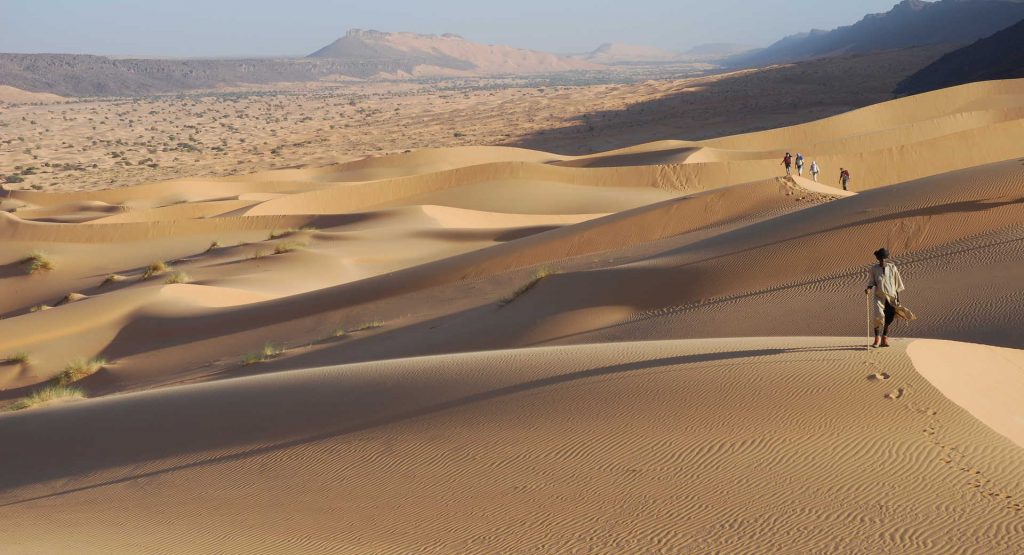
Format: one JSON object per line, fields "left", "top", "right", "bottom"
{"left": 2, "top": 339, "right": 1023, "bottom": 553}
{"left": 908, "top": 340, "right": 1024, "bottom": 449}
{"left": 2, "top": 79, "right": 1024, "bottom": 552}
{"left": 0, "top": 85, "right": 65, "bottom": 104}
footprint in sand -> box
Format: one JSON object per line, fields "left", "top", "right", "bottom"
{"left": 885, "top": 387, "right": 906, "bottom": 400}
{"left": 868, "top": 372, "right": 891, "bottom": 381}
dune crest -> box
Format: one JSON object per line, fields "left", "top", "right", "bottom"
{"left": 908, "top": 340, "right": 1024, "bottom": 449}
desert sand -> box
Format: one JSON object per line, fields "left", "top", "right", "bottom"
{"left": 0, "top": 46, "right": 946, "bottom": 193}
{"left": 1, "top": 78, "right": 1024, "bottom": 553}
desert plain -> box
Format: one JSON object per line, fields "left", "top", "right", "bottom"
{"left": 1, "top": 57, "right": 1024, "bottom": 553}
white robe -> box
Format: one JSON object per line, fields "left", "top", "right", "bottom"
{"left": 867, "top": 263, "right": 905, "bottom": 327}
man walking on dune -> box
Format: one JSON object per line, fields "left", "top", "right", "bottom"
{"left": 840, "top": 168, "right": 851, "bottom": 191}
{"left": 795, "top": 153, "right": 805, "bottom": 176}
{"left": 782, "top": 152, "right": 793, "bottom": 175}
{"left": 864, "top": 248, "right": 906, "bottom": 348}
{"left": 810, "top": 160, "right": 820, "bottom": 182}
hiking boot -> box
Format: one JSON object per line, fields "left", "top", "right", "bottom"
{"left": 880, "top": 337, "right": 890, "bottom": 348}
{"left": 871, "top": 336, "right": 880, "bottom": 348}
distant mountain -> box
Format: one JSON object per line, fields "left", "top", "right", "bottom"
{"left": 895, "top": 17, "right": 1024, "bottom": 95}
{"left": 727, "top": 0, "right": 1024, "bottom": 68}
{"left": 310, "top": 29, "right": 599, "bottom": 75}
{"left": 574, "top": 43, "right": 682, "bottom": 64}
{"left": 572, "top": 42, "right": 754, "bottom": 65}
{"left": 683, "top": 43, "right": 754, "bottom": 59}
{"left": 0, "top": 30, "right": 601, "bottom": 97}
{"left": 0, "top": 54, "right": 403, "bottom": 97}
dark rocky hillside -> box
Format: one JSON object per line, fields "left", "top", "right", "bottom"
{"left": 0, "top": 54, "right": 417, "bottom": 97}
{"left": 894, "top": 17, "right": 1024, "bottom": 95}
{"left": 727, "top": 0, "right": 1024, "bottom": 68}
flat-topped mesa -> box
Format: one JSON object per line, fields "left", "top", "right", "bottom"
{"left": 342, "top": 29, "right": 464, "bottom": 41}
{"left": 308, "top": 28, "right": 601, "bottom": 75}
{"left": 344, "top": 28, "right": 390, "bottom": 39}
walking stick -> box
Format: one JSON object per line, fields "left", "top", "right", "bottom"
{"left": 865, "top": 291, "right": 872, "bottom": 351}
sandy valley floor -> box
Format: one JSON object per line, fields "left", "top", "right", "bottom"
{"left": 0, "top": 46, "right": 946, "bottom": 192}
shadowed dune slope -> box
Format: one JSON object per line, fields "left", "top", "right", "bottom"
{"left": 0, "top": 175, "right": 826, "bottom": 390}
{"left": 1, "top": 81, "right": 1023, "bottom": 389}
{"left": 313, "top": 158, "right": 1024, "bottom": 362}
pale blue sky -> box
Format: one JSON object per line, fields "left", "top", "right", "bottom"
{"left": 0, "top": 0, "right": 903, "bottom": 57}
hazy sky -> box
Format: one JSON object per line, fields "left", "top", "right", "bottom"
{"left": 1, "top": 0, "right": 903, "bottom": 57}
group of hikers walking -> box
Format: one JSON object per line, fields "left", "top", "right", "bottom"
{"left": 781, "top": 152, "right": 851, "bottom": 191}
{"left": 781, "top": 152, "right": 913, "bottom": 345}
{"left": 780, "top": 154, "right": 910, "bottom": 346}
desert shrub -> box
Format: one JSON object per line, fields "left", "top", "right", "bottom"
{"left": 57, "top": 357, "right": 107, "bottom": 385}
{"left": 1, "top": 352, "right": 30, "bottom": 365}
{"left": 339, "top": 321, "right": 385, "bottom": 335}
{"left": 273, "top": 241, "right": 305, "bottom": 255}
{"left": 8, "top": 385, "right": 85, "bottom": 411}
{"left": 268, "top": 228, "right": 298, "bottom": 240}
{"left": 101, "top": 274, "right": 128, "bottom": 286}
{"left": 500, "top": 267, "right": 554, "bottom": 307}
{"left": 142, "top": 260, "right": 170, "bottom": 279}
{"left": 59, "top": 292, "right": 87, "bottom": 305}
{"left": 22, "top": 251, "right": 54, "bottom": 274}
{"left": 165, "top": 270, "right": 190, "bottom": 284}
{"left": 241, "top": 343, "right": 283, "bottom": 365}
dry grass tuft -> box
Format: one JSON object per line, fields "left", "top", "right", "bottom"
{"left": 8, "top": 385, "right": 85, "bottom": 411}
{"left": 242, "top": 343, "right": 284, "bottom": 365}
{"left": 268, "top": 228, "right": 299, "bottom": 240}
{"left": 205, "top": 240, "right": 221, "bottom": 252}
{"left": 142, "top": 260, "right": 171, "bottom": 279}
{"left": 1, "top": 352, "right": 30, "bottom": 365}
{"left": 500, "top": 267, "right": 554, "bottom": 307}
{"left": 58, "top": 292, "right": 88, "bottom": 305}
{"left": 165, "top": 270, "right": 190, "bottom": 284}
{"left": 22, "top": 251, "right": 54, "bottom": 274}
{"left": 345, "top": 321, "right": 385, "bottom": 333}
{"left": 57, "top": 357, "right": 107, "bottom": 385}
{"left": 101, "top": 274, "right": 128, "bottom": 286}
{"left": 273, "top": 241, "right": 306, "bottom": 255}
{"left": 29, "top": 304, "right": 52, "bottom": 313}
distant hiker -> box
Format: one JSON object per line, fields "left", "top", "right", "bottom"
{"left": 795, "top": 153, "right": 805, "bottom": 176}
{"left": 810, "top": 161, "right": 820, "bottom": 182}
{"left": 864, "top": 248, "right": 905, "bottom": 348}
{"left": 782, "top": 152, "right": 793, "bottom": 175}
{"left": 840, "top": 168, "right": 851, "bottom": 191}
